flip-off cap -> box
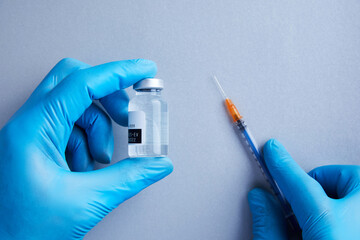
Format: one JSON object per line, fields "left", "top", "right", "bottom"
{"left": 133, "top": 78, "right": 164, "bottom": 90}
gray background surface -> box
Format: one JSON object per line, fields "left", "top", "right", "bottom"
{"left": 1, "top": 0, "right": 360, "bottom": 239}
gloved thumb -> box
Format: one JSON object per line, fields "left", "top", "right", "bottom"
{"left": 69, "top": 157, "right": 173, "bottom": 215}
{"left": 248, "top": 188, "right": 288, "bottom": 240}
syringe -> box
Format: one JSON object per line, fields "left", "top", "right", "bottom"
{"left": 213, "top": 76, "right": 301, "bottom": 233}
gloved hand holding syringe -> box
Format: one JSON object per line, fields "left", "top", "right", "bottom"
{"left": 213, "top": 76, "right": 301, "bottom": 234}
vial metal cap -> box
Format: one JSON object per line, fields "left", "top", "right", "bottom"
{"left": 133, "top": 78, "right": 164, "bottom": 90}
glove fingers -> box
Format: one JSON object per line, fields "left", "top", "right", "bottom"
{"left": 32, "top": 58, "right": 91, "bottom": 98}
{"left": 76, "top": 104, "right": 113, "bottom": 164}
{"left": 65, "top": 126, "right": 94, "bottom": 172}
{"left": 74, "top": 157, "right": 173, "bottom": 212}
{"left": 42, "top": 59, "right": 156, "bottom": 153}
{"left": 263, "top": 139, "right": 328, "bottom": 225}
{"left": 248, "top": 188, "right": 288, "bottom": 240}
{"left": 308, "top": 165, "right": 360, "bottom": 199}
{"left": 99, "top": 90, "right": 129, "bottom": 126}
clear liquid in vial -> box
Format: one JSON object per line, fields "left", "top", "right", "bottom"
{"left": 128, "top": 90, "right": 168, "bottom": 157}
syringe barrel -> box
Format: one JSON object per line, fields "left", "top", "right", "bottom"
{"left": 234, "top": 119, "right": 301, "bottom": 232}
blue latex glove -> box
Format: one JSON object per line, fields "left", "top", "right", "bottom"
{"left": 0, "top": 58, "right": 173, "bottom": 239}
{"left": 248, "top": 139, "right": 360, "bottom": 239}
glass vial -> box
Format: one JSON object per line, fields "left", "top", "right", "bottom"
{"left": 128, "top": 78, "right": 169, "bottom": 157}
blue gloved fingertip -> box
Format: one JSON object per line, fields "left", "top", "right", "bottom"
{"left": 263, "top": 138, "right": 285, "bottom": 157}
{"left": 132, "top": 59, "right": 158, "bottom": 77}
{"left": 142, "top": 157, "right": 174, "bottom": 173}
{"left": 248, "top": 188, "right": 263, "bottom": 200}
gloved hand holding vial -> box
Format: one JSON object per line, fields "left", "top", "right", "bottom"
{"left": 0, "top": 58, "right": 173, "bottom": 239}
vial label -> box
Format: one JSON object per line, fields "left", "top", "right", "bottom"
{"left": 128, "top": 111, "right": 146, "bottom": 144}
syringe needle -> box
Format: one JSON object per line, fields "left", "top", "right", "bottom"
{"left": 213, "top": 75, "right": 242, "bottom": 122}
{"left": 213, "top": 75, "right": 228, "bottom": 100}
